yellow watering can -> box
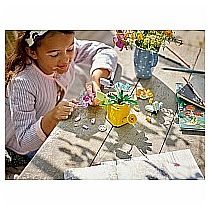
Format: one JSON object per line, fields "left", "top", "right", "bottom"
{"left": 106, "top": 104, "right": 137, "bottom": 127}
{"left": 96, "top": 91, "right": 137, "bottom": 127}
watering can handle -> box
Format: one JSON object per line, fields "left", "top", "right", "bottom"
{"left": 151, "top": 52, "right": 158, "bottom": 67}
{"left": 127, "top": 113, "right": 137, "bottom": 125}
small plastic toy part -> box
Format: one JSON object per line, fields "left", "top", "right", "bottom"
{"left": 74, "top": 123, "right": 79, "bottom": 127}
{"left": 136, "top": 88, "right": 154, "bottom": 103}
{"left": 90, "top": 118, "right": 96, "bottom": 124}
{"left": 145, "top": 101, "right": 163, "bottom": 114}
{"left": 106, "top": 104, "right": 137, "bottom": 127}
{"left": 146, "top": 116, "right": 152, "bottom": 123}
{"left": 100, "top": 78, "right": 114, "bottom": 88}
{"left": 82, "top": 125, "right": 89, "bottom": 130}
{"left": 98, "top": 124, "right": 107, "bottom": 132}
{"left": 127, "top": 114, "right": 137, "bottom": 124}
{"left": 133, "top": 105, "right": 140, "bottom": 112}
{"left": 74, "top": 115, "right": 81, "bottom": 122}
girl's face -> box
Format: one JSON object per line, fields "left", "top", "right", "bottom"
{"left": 28, "top": 32, "right": 75, "bottom": 75}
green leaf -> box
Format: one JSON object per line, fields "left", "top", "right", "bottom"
{"left": 96, "top": 91, "right": 108, "bottom": 102}
{"left": 122, "top": 99, "right": 138, "bottom": 105}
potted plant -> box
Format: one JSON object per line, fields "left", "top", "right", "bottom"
{"left": 113, "top": 30, "right": 182, "bottom": 79}
{"left": 96, "top": 81, "right": 138, "bottom": 127}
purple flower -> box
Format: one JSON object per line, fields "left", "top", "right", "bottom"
{"left": 82, "top": 102, "right": 89, "bottom": 108}
{"left": 81, "top": 92, "right": 96, "bottom": 108}
{"left": 113, "top": 36, "right": 125, "bottom": 50}
{"left": 82, "top": 95, "right": 91, "bottom": 103}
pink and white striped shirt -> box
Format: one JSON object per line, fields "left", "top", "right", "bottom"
{"left": 5, "top": 39, "right": 118, "bottom": 155}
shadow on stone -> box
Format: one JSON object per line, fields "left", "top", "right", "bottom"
{"left": 102, "top": 123, "right": 152, "bottom": 159}
{"left": 58, "top": 106, "right": 107, "bottom": 141}
{"left": 27, "top": 155, "right": 64, "bottom": 180}
{"left": 57, "top": 137, "right": 96, "bottom": 166}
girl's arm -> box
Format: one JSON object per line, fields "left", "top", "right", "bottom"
{"left": 91, "top": 68, "right": 110, "bottom": 92}
{"left": 74, "top": 39, "right": 118, "bottom": 84}
{"left": 9, "top": 78, "right": 45, "bottom": 153}
{"left": 9, "top": 78, "right": 75, "bottom": 153}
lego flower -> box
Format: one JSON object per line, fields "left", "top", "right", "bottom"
{"left": 113, "top": 36, "right": 125, "bottom": 50}
{"left": 82, "top": 95, "right": 92, "bottom": 108}
{"left": 137, "top": 32, "right": 144, "bottom": 41}
{"left": 164, "top": 30, "right": 173, "bottom": 37}
{"left": 113, "top": 30, "right": 182, "bottom": 52}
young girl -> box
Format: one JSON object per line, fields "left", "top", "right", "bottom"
{"left": 5, "top": 30, "right": 118, "bottom": 164}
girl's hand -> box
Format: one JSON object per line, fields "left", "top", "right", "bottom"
{"left": 41, "top": 100, "right": 77, "bottom": 136}
{"left": 85, "top": 81, "right": 101, "bottom": 106}
{"left": 41, "top": 99, "right": 77, "bottom": 136}
{"left": 53, "top": 99, "right": 77, "bottom": 121}
{"left": 88, "top": 68, "right": 110, "bottom": 106}
{"left": 46, "top": 99, "right": 76, "bottom": 123}
{"left": 89, "top": 80, "right": 101, "bottom": 94}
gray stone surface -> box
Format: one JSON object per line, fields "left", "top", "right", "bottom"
{"left": 64, "top": 149, "right": 204, "bottom": 180}
{"left": 18, "top": 30, "right": 205, "bottom": 180}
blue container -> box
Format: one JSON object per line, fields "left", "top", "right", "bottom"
{"left": 134, "top": 47, "right": 158, "bottom": 79}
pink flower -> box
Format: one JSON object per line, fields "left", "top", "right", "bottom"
{"left": 113, "top": 36, "right": 125, "bottom": 50}
{"left": 88, "top": 92, "right": 95, "bottom": 100}
{"left": 83, "top": 95, "right": 91, "bottom": 103}
{"left": 82, "top": 102, "right": 89, "bottom": 108}
{"left": 81, "top": 92, "right": 96, "bottom": 108}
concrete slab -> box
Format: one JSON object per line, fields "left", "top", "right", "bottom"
{"left": 64, "top": 149, "right": 204, "bottom": 180}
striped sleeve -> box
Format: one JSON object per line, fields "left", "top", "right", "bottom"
{"left": 74, "top": 39, "right": 118, "bottom": 78}
{"left": 9, "top": 77, "right": 46, "bottom": 153}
